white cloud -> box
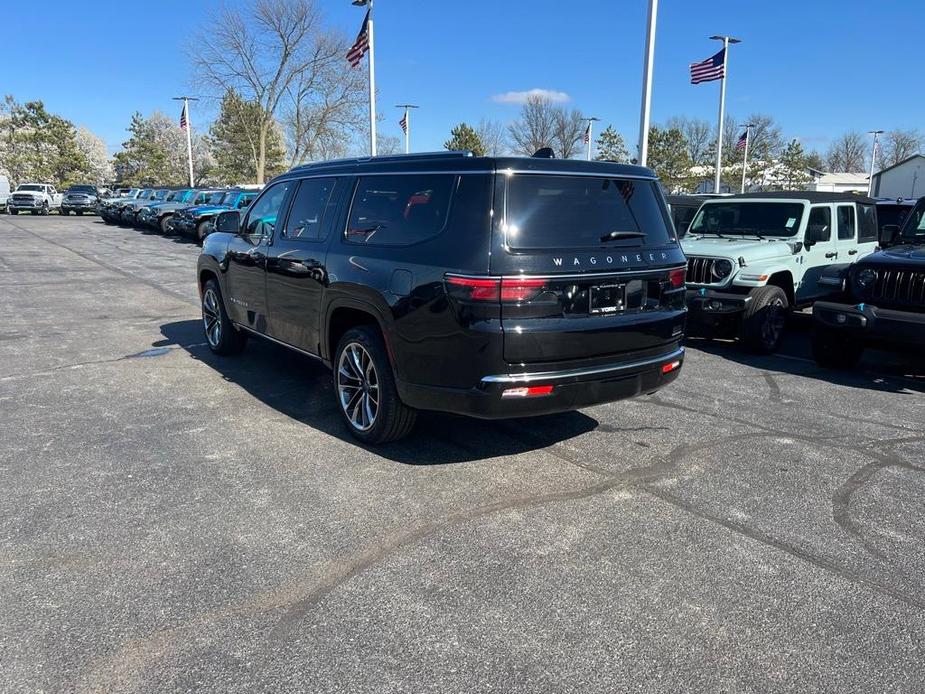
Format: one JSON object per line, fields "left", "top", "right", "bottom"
{"left": 491, "top": 88, "right": 571, "bottom": 105}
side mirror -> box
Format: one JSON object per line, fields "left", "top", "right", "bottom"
{"left": 880, "top": 224, "right": 901, "bottom": 248}
{"left": 805, "top": 224, "right": 828, "bottom": 247}
{"left": 215, "top": 210, "right": 241, "bottom": 235}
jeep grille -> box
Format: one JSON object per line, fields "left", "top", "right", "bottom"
{"left": 686, "top": 257, "right": 721, "bottom": 285}
{"left": 870, "top": 269, "right": 925, "bottom": 307}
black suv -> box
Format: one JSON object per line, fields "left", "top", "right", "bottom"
{"left": 812, "top": 196, "right": 925, "bottom": 368}
{"left": 196, "top": 152, "right": 687, "bottom": 443}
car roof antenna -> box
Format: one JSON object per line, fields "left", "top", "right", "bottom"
{"left": 532, "top": 147, "right": 555, "bottom": 158}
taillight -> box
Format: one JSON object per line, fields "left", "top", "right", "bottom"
{"left": 662, "top": 360, "right": 682, "bottom": 374}
{"left": 446, "top": 276, "right": 547, "bottom": 303}
{"left": 668, "top": 268, "right": 686, "bottom": 288}
{"left": 502, "top": 384, "right": 554, "bottom": 398}
{"left": 445, "top": 276, "right": 500, "bottom": 301}
{"left": 500, "top": 277, "right": 546, "bottom": 302}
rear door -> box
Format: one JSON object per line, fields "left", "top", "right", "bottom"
{"left": 490, "top": 173, "right": 686, "bottom": 364}
{"left": 265, "top": 176, "right": 345, "bottom": 354}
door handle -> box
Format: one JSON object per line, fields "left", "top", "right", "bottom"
{"left": 824, "top": 252, "right": 838, "bottom": 259}
{"left": 246, "top": 248, "right": 265, "bottom": 260}
{"left": 848, "top": 249, "right": 858, "bottom": 255}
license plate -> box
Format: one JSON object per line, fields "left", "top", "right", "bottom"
{"left": 589, "top": 283, "right": 626, "bottom": 314}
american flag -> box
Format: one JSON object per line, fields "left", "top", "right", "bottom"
{"left": 583, "top": 123, "right": 591, "bottom": 144}
{"left": 179, "top": 101, "right": 188, "bottom": 130}
{"left": 399, "top": 112, "right": 408, "bottom": 135}
{"left": 735, "top": 130, "right": 748, "bottom": 150}
{"left": 346, "top": 10, "right": 370, "bottom": 68}
{"left": 689, "top": 48, "right": 726, "bottom": 84}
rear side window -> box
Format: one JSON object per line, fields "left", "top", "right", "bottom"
{"left": 283, "top": 178, "right": 337, "bottom": 241}
{"left": 837, "top": 205, "right": 855, "bottom": 240}
{"left": 346, "top": 174, "right": 455, "bottom": 245}
{"left": 858, "top": 204, "right": 878, "bottom": 242}
{"left": 504, "top": 176, "right": 672, "bottom": 251}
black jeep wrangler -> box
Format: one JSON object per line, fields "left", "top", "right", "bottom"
{"left": 812, "top": 196, "right": 925, "bottom": 368}
{"left": 197, "top": 152, "right": 688, "bottom": 443}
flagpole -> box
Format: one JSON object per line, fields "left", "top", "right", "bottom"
{"left": 173, "top": 96, "right": 198, "bottom": 187}
{"left": 740, "top": 124, "right": 752, "bottom": 193}
{"left": 637, "top": 0, "right": 657, "bottom": 167}
{"left": 585, "top": 116, "right": 599, "bottom": 161}
{"left": 867, "top": 130, "right": 883, "bottom": 196}
{"left": 710, "top": 35, "right": 740, "bottom": 194}
{"left": 367, "top": 2, "right": 377, "bottom": 156}
{"left": 396, "top": 104, "right": 418, "bottom": 154}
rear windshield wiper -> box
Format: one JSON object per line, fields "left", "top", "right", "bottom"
{"left": 600, "top": 230, "right": 646, "bottom": 242}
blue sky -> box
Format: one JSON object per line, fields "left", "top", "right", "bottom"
{"left": 6, "top": 0, "right": 920, "bottom": 156}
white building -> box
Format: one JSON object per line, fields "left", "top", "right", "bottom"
{"left": 806, "top": 172, "right": 869, "bottom": 194}
{"left": 870, "top": 154, "right": 925, "bottom": 199}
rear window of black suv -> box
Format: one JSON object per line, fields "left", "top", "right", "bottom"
{"left": 503, "top": 175, "right": 673, "bottom": 251}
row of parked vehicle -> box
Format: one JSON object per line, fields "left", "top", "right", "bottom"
{"left": 98, "top": 186, "right": 260, "bottom": 243}
{"left": 186, "top": 151, "right": 924, "bottom": 444}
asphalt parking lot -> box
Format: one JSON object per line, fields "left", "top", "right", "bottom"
{"left": 2, "top": 214, "right": 924, "bottom": 693}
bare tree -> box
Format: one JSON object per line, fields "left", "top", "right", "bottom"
{"left": 667, "top": 116, "right": 712, "bottom": 166}
{"left": 826, "top": 132, "right": 867, "bottom": 172}
{"left": 554, "top": 108, "right": 586, "bottom": 159}
{"left": 880, "top": 129, "right": 923, "bottom": 169}
{"left": 507, "top": 95, "right": 557, "bottom": 156}
{"left": 476, "top": 118, "right": 506, "bottom": 156}
{"left": 192, "top": 0, "right": 358, "bottom": 183}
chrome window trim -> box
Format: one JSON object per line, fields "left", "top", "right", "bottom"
{"left": 481, "top": 347, "right": 684, "bottom": 384}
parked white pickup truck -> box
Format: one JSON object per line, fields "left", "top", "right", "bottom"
{"left": 8, "top": 183, "right": 63, "bottom": 215}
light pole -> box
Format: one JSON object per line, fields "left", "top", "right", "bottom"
{"left": 637, "top": 0, "right": 657, "bottom": 167}
{"left": 739, "top": 123, "right": 753, "bottom": 193}
{"left": 352, "top": 0, "right": 377, "bottom": 156}
{"left": 710, "top": 35, "right": 741, "bottom": 193}
{"left": 396, "top": 104, "right": 419, "bottom": 154}
{"left": 584, "top": 116, "right": 600, "bottom": 160}
{"left": 172, "top": 96, "right": 199, "bottom": 187}
{"left": 867, "top": 129, "right": 883, "bottom": 197}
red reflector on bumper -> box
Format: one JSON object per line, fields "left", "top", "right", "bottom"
{"left": 661, "top": 360, "right": 682, "bottom": 374}
{"left": 501, "top": 384, "right": 555, "bottom": 398}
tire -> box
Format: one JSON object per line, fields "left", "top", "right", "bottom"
{"left": 812, "top": 326, "right": 863, "bottom": 369}
{"left": 61, "top": 210, "right": 70, "bottom": 216}
{"left": 196, "top": 219, "right": 212, "bottom": 245}
{"left": 8, "top": 209, "right": 17, "bottom": 215}
{"left": 76, "top": 210, "right": 83, "bottom": 216}
{"left": 40, "top": 202, "right": 49, "bottom": 215}
{"left": 334, "top": 326, "right": 417, "bottom": 444}
{"left": 201, "top": 279, "right": 247, "bottom": 356}
{"left": 160, "top": 215, "right": 172, "bottom": 234}
{"left": 739, "top": 285, "right": 789, "bottom": 354}
{"left": 30, "top": 210, "right": 38, "bottom": 215}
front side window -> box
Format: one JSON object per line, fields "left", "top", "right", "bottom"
{"left": 284, "top": 178, "right": 337, "bottom": 241}
{"left": 807, "top": 206, "right": 832, "bottom": 242}
{"left": 837, "top": 205, "right": 855, "bottom": 240}
{"left": 347, "top": 174, "right": 455, "bottom": 245}
{"left": 207, "top": 191, "right": 226, "bottom": 205}
{"left": 243, "top": 181, "right": 293, "bottom": 240}
{"left": 690, "top": 202, "right": 805, "bottom": 238}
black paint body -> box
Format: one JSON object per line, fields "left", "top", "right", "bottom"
{"left": 197, "top": 154, "right": 688, "bottom": 419}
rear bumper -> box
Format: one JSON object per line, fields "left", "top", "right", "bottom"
{"left": 396, "top": 346, "right": 684, "bottom": 419}
{"left": 813, "top": 301, "right": 925, "bottom": 347}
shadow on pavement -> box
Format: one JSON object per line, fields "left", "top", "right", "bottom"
{"left": 686, "top": 312, "right": 925, "bottom": 395}
{"left": 157, "top": 319, "right": 599, "bottom": 465}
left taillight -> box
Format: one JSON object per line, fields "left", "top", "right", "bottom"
{"left": 445, "top": 275, "right": 547, "bottom": 304}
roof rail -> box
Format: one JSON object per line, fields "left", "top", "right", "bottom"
{"left": 291, "top": 150, "right": 474, "bottom": 172}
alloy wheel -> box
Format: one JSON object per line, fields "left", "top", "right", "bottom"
{"left": 337, "top": 342, "right": 379, "bottom": 432}
{"left": 202, "top": 288, "right": 222, "bottom": 347}
{"left": 761, "top": 298, "right": 786, "bottom": 347}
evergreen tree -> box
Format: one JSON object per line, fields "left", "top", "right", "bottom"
{"left": 444, "top": 123, "right": 486, "bottom": 156}
{"left": 647, "top": 127, "right": 693, "bottom": 192}
{"left": 209, "top": 89, "right": 286, "bottom": 185}
{"left": 776, "top": 139, "right": 812, "bottom": 190}
{"left": 113, "top": 111, "right": 213, "bottom": 186}
{"left": 594, "top": 126, "right": 629, "bottom": 163}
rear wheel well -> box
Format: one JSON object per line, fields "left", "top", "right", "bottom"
{"left": 767, "top": 271, "right": 795, "bottom": 306}
{"left": 328, "top": 307, "right": 381, "bottom": 362}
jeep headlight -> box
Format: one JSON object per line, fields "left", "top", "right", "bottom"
{"left": 712, "top": 259, "right": 733, "bottom": 279}
{"left": 856, "top": 268, "right": 878, "bottom": 288}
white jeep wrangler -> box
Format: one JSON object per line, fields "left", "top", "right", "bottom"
{"left": 682, "top": 192, "right": 879, "bottom": 353}
{"left": 8, "top": 183, "right": 63, "bottom": 215}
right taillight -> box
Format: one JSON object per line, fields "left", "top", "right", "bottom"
{"left": 446, "top": 275, "right": 547, "bottom": 304}
{"left": 500, "top": 277, "right": 546, "bottom": 302}
{"left": 668, "top": 267, "right": 686, "bottom": 288}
